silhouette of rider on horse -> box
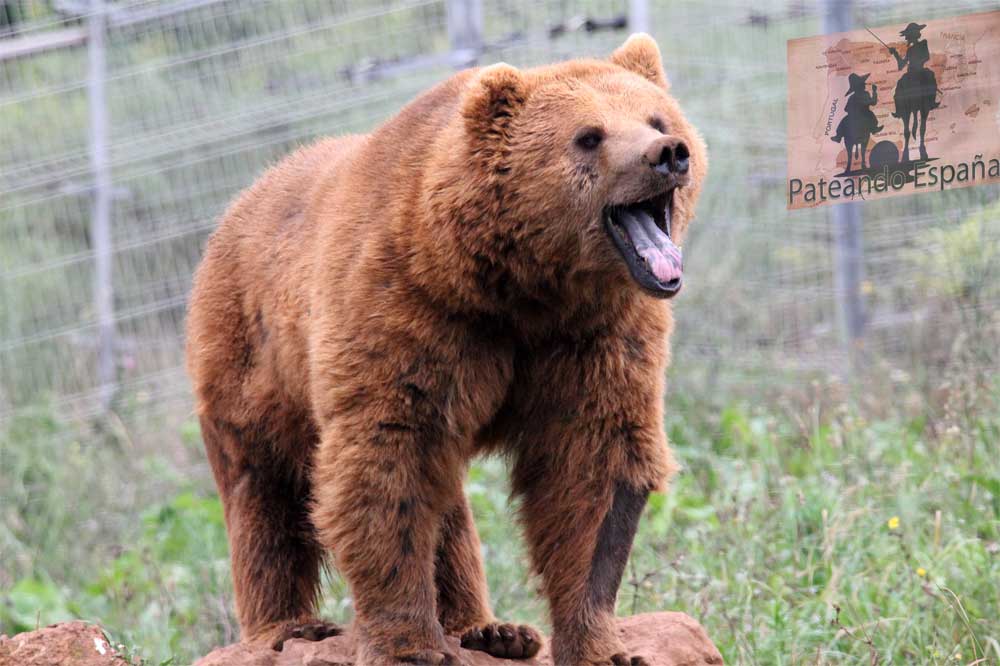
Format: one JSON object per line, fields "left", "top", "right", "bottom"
{"left": 831, "top": 72, "right": 883, "bottom": 172}
{"left": 887, "top": 22, "right": 940, "bottom": 160}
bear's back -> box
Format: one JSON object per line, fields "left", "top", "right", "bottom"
{"left": 186, "top": 133, "right": 367, "bottom": 416}
{"left": 187, "top": 71, "right": 476, "bottom": 421}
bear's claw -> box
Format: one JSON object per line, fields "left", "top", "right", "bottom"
{"left": 610, "top": 654, "right": 650, "bottom": 666}
{"left": 270, "top": 620, "right": 341, "bottom": 651}
{"left": 460, "top": 622, "right": 542, "bottom": 659}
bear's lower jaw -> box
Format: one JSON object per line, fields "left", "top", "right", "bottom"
{"left": 603, "top": 192, "right": 683, "bottom": 299}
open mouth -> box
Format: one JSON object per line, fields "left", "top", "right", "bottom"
{"left": 603, "top": 190, "right": 683, "bottom": 298}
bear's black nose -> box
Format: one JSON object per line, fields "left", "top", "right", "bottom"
{"left": 646, "top": 136, "right": 690, "bottom": 176}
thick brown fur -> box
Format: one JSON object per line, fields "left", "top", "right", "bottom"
{"left": 186, "top": 34, "right": 707, "bottom": 666}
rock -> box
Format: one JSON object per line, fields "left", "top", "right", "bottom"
{"left": 612, "top": 613, "right": 723, "bottom": 666}
{"left": 0, "top": 612, "right": 722, "bottom": 666}
{"left": 0, "top": 621, "right": 129, "bottom": 666}
{"left": 194, "top": 612, "right": 723, "bottom": 666}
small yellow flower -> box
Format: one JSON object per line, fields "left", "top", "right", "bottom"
{"left": 861, "top": 280, "right": 875, "bottom": 295}
{"left": 917, "top": 567, "right": 927, "bottom": 577}
{"left": 887, "top": 516, "right": 900, "bottom": 530}
{"left": 953, "top": 652, "right": 962, "bottom": 661}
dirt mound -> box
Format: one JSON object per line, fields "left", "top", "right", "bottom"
{"left": 0, "top": 621, "right": 129, "bottom": 666}
{"left": 194, "top": 612, "right": 723, "bottom": 666}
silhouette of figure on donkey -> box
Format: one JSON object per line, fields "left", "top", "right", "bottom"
{"left": 889, "top": 22, "right": 940, "bottom": 161}
{"left": 831, "top": 72, "right": 883, "bottom": 172}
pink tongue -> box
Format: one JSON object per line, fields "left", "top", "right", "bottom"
{"left": 641, "top": 249, "right": 682, "bottom": 282}
{"left": 620, "top": 210, "right": 683, "bottom": 282}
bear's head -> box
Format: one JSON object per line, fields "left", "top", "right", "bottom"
{"left": 421, "top": 34, "right": 707, "bottom": 313}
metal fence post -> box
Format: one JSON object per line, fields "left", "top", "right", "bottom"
{"left": 87, "top": 0, "right": 116, "bottom": 410}
{"left": 446, "top": 0, "right": 483, "bottom": 68}
{"left": 629, "top": 0, "right": 650, "bottom": 34}
{"left": 822, "top": 0, "right": 866, "bottom": 362}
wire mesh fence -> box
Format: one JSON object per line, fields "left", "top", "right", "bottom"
{"left": 1, "top": 0, "right": 998, "bottom": 428}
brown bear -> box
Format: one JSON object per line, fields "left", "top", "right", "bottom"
{"left": 186, "top": 33, "right": 707, "bottom": 666}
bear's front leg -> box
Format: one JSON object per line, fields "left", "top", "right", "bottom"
{"left": 311, "top": 414, "right": 467, "bottom": 666}
{"left": 511, "top": 328, "right": 676, "bottom": 666}
{"left": 515, "top": 458, "right": 657, "bottom": 665}
{"left": 309, "top": 312, "right": 514, "bottom": 666}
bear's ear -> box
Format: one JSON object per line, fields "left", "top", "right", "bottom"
{"left": 462, "top": 63, "right": 528, "bottom": 140}
{"left": 610, "top": 33, "right": 669, "bottom": 90}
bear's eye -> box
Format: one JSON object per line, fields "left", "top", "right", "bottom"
{"left": 649, "top": 116, "right": 667, "bottom": 134}
{"left": 575, "top": 128, "right": 605, "bottom": 151}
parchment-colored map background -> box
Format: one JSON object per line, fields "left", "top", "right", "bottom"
{"left": 787, "top": 10, "right": 1000, "bottom": 209}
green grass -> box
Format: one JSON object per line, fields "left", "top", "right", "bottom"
{"left": 637, "top": 385, "right": 1000, "bottom": 665}
{"left": 3, "top": 374, "right": 999, "bottom": 664}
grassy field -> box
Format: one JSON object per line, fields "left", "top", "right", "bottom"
{"left": 3, "top": 367, "right": 999, "bottom": 665}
